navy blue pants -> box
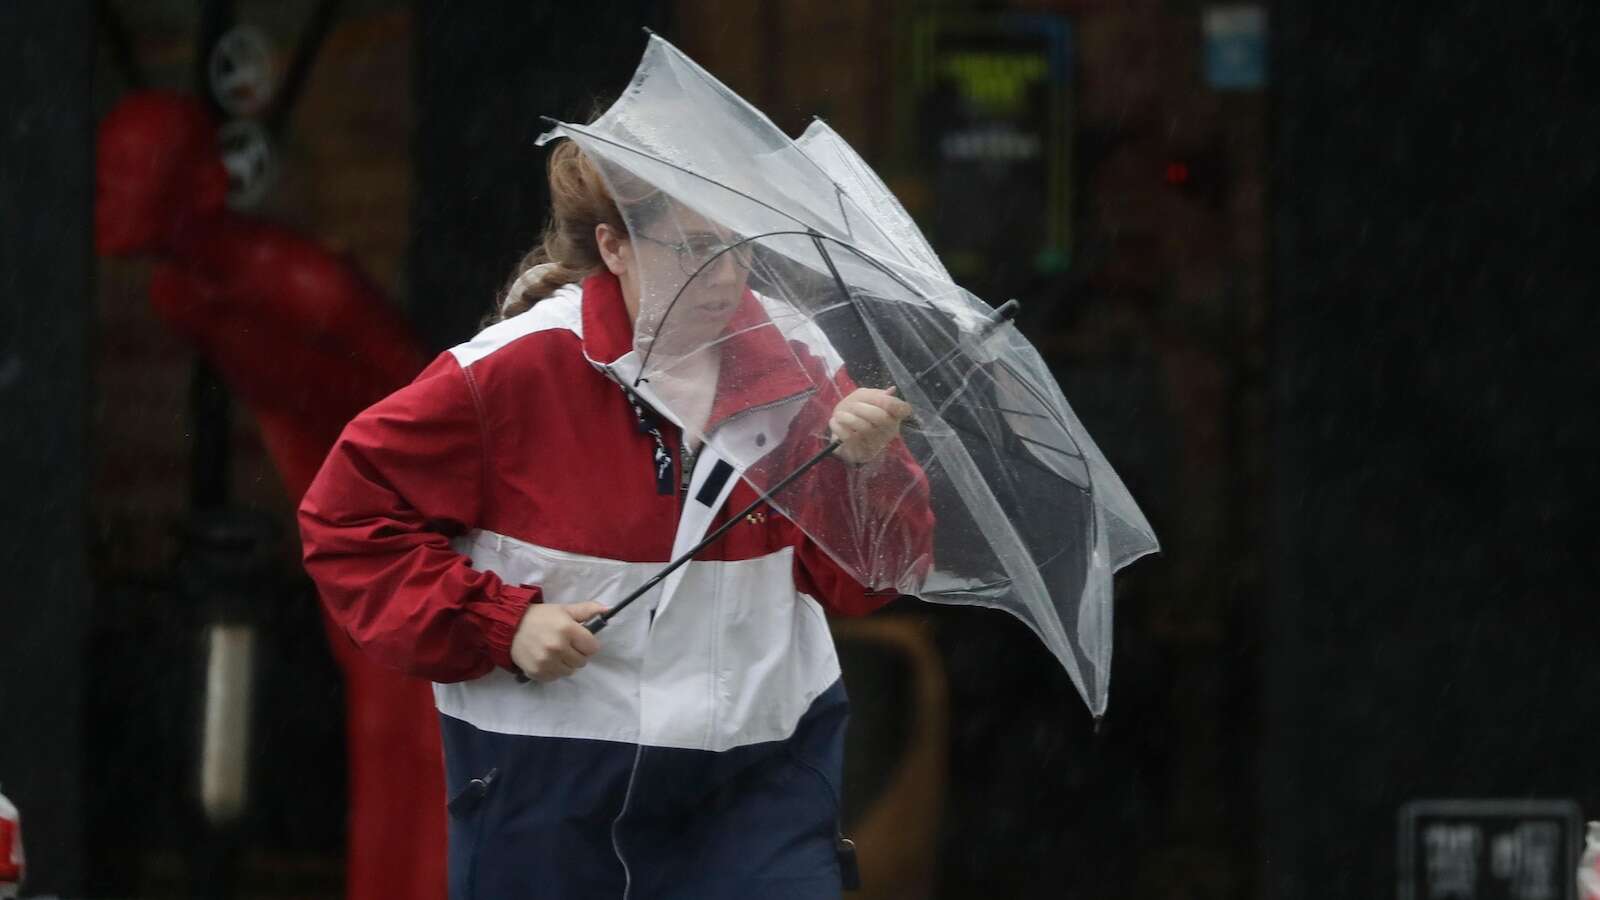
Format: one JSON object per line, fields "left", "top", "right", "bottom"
{"left": 441, "top": 682, "right": 848, "bottom": 899}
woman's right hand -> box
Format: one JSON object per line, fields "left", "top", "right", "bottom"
{"left": 509, "top": 601, "right": 608, "bottom": 682}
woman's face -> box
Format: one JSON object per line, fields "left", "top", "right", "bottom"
{"left": 625, "top": 206, "right": 752, "bottom": 353}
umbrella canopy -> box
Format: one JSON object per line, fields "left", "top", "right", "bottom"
{"left": 537, "top": 33, "right": 1157, "bottom": 717}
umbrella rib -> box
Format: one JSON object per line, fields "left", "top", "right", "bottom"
{"left": 921, "top": 577, "right": 1014, "bottom": 597}
{"left": 923, "top": 356, "right": 1087, "bottom": 484}
{"left": 1004, "top": 362, "right": 1099, "bottom": 449}
{"left": 809, "top": 231, "right": 859, "bottom": 320}
{"left": 991, "top": 358, "right": 1096, "bottom": 462}
{"left": 786, "top": 115, "right": 909, "bottom": 255}
{"left": 1012, "top": 432, "right": 1085, "bottom": 461}
{"left": 923, "top": 416, "right": 1088, "bottom": 486}
{"left": 835, "top": 184, "right": 855, "bottom": 240}
{"left": 992, "top": 355, "right": 1104, "bottom": 561}
{"left": 975, "top": 404, "right": 1051, "bottom": 420}
{"left": 917, "top": 370, "right": 1085, "bottom": 462}
{"left": 822, "top": 123, "right": 947, "bottom": 280}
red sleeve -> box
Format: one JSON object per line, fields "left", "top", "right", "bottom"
{"left": 298, "top": 353, "right": 537, "bottom": 682}
{"left": 776, "top": 366, "right": 936, "bottom": 618}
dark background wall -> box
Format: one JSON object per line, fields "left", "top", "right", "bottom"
{"left": 411, "top": 0, "right": 672, "bottom": 349}
{"left": 1266, "top": 0, "right": 1599, "bottom": 895}
{"left": 0, "top": 1, "right": 94, "bottom": 895}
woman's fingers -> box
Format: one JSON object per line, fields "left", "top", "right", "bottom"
{"left": 830, "top": 387, "right": 915, "bottom": 463}
{"left": 564, "top": 600, "right": 610, "bottom": 620}
{"left": 832, "top": 409, "right": 877, "bottom": 436}
{"left": 846, "top": 388, "right": 913, "bottom": 420}
{"left": 511, "top": 601, "right": 610, "bottom": 684}
{"left": 567, "top": 623, "right": 601, "bottom": 657}
{"left": 532, "top": 658, "right": 575, "bottom": 682}
{"left": 847, "top": 402, "right": 895, "bottom": 427}
{"left": 555, "top": 644, "right": 588, "bottom": 670}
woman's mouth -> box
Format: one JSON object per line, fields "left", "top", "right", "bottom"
{"left": 691, "top": 296, "right": 739, "bottom": 319}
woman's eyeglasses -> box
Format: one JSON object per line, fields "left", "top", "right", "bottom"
{"left": 635, "top": 231, "right": 754, "bottom": 277}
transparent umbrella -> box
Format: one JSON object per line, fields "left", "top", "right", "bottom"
{"left": 538, "top": 32, "right": 1158, "bottom": 717}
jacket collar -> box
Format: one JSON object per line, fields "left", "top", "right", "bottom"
{"left": 701, "top": 293, "right": 816, "bottom": 432}
{"left": 579, "top": 270, "right": 817, "bottom": 432}
{"left": 579, "top": 270, "right": 636, "bottom": 367}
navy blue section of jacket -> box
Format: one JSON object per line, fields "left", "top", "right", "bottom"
{"left": 441, "top": 679, "right": 849, "bottom": 899}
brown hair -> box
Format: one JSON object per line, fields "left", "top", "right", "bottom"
{"left": 489, "top": 140, "right": 628, "bottom": 323}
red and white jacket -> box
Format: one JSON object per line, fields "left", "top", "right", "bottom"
{"left": 299, "top": 272, "right": 931, "bottom": 753}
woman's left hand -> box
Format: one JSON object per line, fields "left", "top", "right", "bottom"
{"left": 829, "top": 387, "right": 913, "bottom": 465}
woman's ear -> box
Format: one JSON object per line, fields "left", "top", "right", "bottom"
{"left": 595, "top": 224, "right": 632, "bottom": 276}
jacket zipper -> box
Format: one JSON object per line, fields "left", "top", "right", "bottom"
{"left": 598, "top": 369, "right": 716, "bottom": 899}
{"left": 611, "top": 743, "right": 645, "bottom": 900}
{"left": 679, "top": 434, "right": 696, "bottom": 503}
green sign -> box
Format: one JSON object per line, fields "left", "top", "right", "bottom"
{"left": 904, "top": 13, "right": 1074, "bottom": 292}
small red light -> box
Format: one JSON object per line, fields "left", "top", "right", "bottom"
{"left": 1165, "top": 162, "right": 1191, "bottom": 186}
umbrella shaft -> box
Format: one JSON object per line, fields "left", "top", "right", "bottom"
{"left": 588, "top": 436, "right": 844, "bottom": 633}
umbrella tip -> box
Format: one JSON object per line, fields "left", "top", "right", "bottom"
{"left": 642, "top": 25, "right": 657, "bottom": 37}
{"left": 1092, "top": 715, "right": 1104, "bottom": 736}
{"left": 995, "top": 299, "right": 1021, "bottom": 322}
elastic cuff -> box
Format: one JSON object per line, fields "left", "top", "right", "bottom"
{"left": 473, "top": 583, "right": 541, "bottom": 671}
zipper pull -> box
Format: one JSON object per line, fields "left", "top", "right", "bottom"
{"left": 654, "top": 443, "right": 673, "bottom": 495}
{"left": 680, "top": 443, "right": 696, "bottom": 497}
{"left": 628, "top": 393, "right": 653, "bottom": 434}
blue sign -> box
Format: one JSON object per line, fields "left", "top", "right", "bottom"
{"left": 1204, "top": 6, "right": 1267, "bottom": 91}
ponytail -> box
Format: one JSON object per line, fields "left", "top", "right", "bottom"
{"left": 488, "top": 140, "right": 627, "bottom": 324}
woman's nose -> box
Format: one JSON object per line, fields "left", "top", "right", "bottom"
{"left": 702, "top": 249, "right": 742, "bottom": 283}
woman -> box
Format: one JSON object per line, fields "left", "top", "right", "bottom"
{"left": 299, "top": 140, "right": 931, "bottom": 899}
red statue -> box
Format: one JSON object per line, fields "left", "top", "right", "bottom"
{"left": 96, "top": 91, "right": 446, "bottom": 899}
